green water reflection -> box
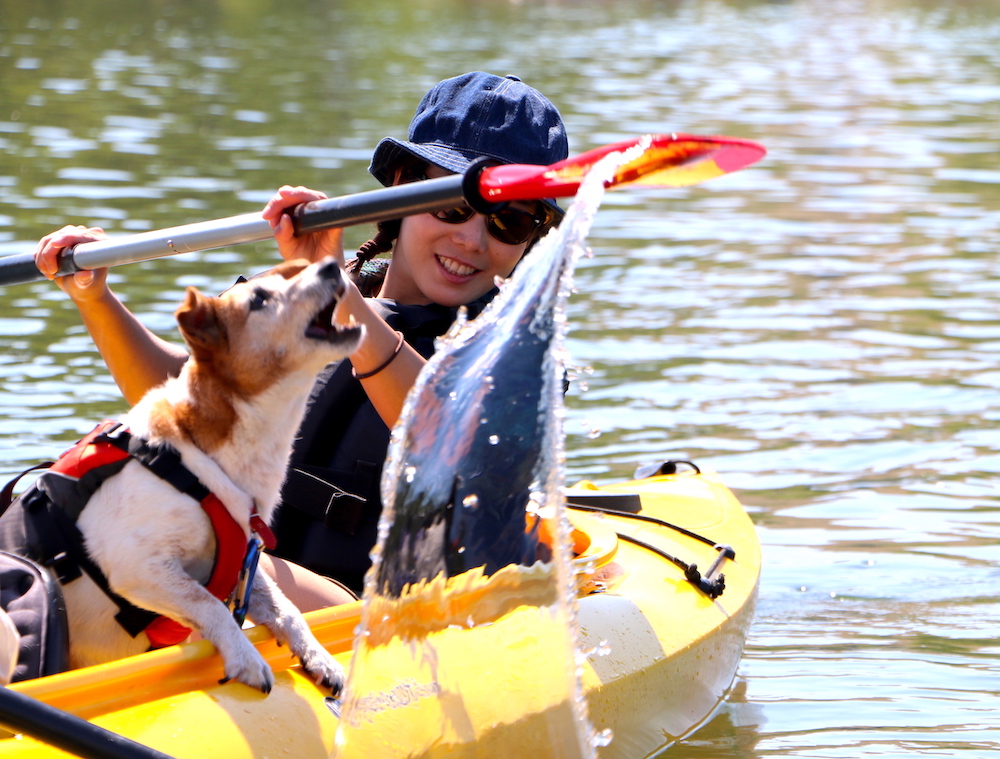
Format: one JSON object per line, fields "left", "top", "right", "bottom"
{"left": 2, "top": 0, "right": 999, "bottom": 756}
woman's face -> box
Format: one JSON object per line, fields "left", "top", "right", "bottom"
{"left": 378, "top": 165, "right": 539, "bottom": 307}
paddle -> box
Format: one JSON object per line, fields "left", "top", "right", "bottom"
{"left": 0, "top": 685, "right": 177, "bottom": 759}
{"left": 0, "top": 133, "right": 765, "bottom": 287}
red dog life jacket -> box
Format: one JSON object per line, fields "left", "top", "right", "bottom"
{"left": 35, "top": 421, "right": 275, "bottom": 648}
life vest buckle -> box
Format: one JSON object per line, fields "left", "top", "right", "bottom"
{"left": 44, "top": 550, "right": 82, "bottom": 585}
{"left": 231, "top": 535, "right": 265, "bottom": 628}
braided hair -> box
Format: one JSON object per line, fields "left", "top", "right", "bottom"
{"left": 344, "top": 159, "right": 424, "bottom": 297}
{"left": 346, "top": 218, "right": 399, "bottom": 297}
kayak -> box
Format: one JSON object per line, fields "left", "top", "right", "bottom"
{"left": 0, "top": 460, "right": 760, "bottom": 759}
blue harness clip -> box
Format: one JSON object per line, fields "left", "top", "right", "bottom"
{"left": 231, "top": 535, "right": 264, "bottom": 627}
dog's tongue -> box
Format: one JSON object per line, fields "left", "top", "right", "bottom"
{"left": 306, "top": 298, "right": 338, "bottom": 339}
{"left": 306, "top": 296, "right": 363, "bottom": 345}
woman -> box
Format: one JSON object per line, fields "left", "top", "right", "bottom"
{"left": 34, "top": 72, "right": 569, "bottom": 600}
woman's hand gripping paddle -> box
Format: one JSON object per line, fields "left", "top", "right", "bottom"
{"left": 0, "top": 134, "right": 765, "bottom": 286}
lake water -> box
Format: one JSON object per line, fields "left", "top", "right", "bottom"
{"left": 1, "top": 0, "right": 999, "bottom": 756}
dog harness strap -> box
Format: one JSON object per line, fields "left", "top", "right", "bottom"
{"left": 31, "top": 491, "right": 159, "bottom": 638}
{"left": 201, "top": 494, "right": 248, "bottom": 600}
{"left": 3, "top": 421, "right": 258, "bottom": 645}
{"left": 7, "top": 421, "right": 267, "bottom": 647}
{"left": 100, "top": 423, "right": 210, "bottom": 503}
{"left": 142, "top": 492, "right": 252, "bottom": 648}
{"left": 50, "top": 421, "right": 131, "bottom": 477}
{"left": 0, "top": 463, "right": 54, "bottom": 515}
{"left": 250, "top": 511, "right": 277, "bottom": 550}
{"left": 93, "top": 423, "right": 270, "bottom": 647}
{"left": 84, "top": 422, "right": 269, "bottom": 647}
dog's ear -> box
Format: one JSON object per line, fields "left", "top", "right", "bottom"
{"left": 176, "top": 287, "right": 227, "bottom": 358}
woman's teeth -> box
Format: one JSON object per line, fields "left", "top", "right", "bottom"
{"left": 437, "top": 256, "right": 477, "bottom": 277}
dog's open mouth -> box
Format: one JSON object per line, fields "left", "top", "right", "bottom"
{"left": 306, "top": 297, "right": 362, "bottom": 346}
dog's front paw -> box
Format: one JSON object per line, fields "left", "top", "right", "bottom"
{"left": 220, "top": 645, "right": 275, "bottom": 694}
{"left": 298, "top": 644, "right": 346, "bottom": 696}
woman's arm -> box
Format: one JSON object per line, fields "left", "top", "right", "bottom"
{"left": 259, "top": 554, "right": 357, "bottom": 611}
{"left": 35, "top": 226, "right": 188, "bottom": 406}
{"left": 265, "top": 187, "right": 425, "bottom": 428}
{"left": 333, "top": 283, "right": 425, "bottom": 428}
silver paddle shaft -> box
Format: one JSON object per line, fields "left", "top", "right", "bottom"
{"left": 66, "top": 174, "right": 471, "bottom": 274}
{"left": 62, "top": 213, "right": 273, "bottom": 276}
{"left": 0, "top": 174, "right": 469, "bottom": 286}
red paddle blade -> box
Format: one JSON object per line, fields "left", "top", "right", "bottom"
{"left": 479, "top": 134, "right": 766, "bottom": 202}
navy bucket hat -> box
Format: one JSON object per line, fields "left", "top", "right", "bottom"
{"left": 369, "top": 72, "right": 569, "bottom": 217}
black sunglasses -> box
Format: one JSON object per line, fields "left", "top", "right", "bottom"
{"left": 400, "top": 167, "right": 552, "bottom": 246}
{"left": 431, "top": 203, "right": 549, "bottom": 246}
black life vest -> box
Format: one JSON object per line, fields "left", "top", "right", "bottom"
{"left": 271, "top": 297, "right": 490, "bottom": 594}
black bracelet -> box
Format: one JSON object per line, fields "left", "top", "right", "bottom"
{"left": 352, "top": 330, "right": 405, "bottom": 380}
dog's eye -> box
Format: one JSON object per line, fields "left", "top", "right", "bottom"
{"left": 249, "top": 288, "right": 269, "bottom": 312}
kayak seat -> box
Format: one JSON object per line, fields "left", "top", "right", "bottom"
{"left": 633, "top": 459, "right": 701, "bottom": 480}
{"left": 565, "top": 511, "right": 619, "bottom": 594}
{"left": 0, "top": 550, "right": 70, "bottom": 683}
{"left": 566, "top": 479, "right": 643, "bottom": 514}
{"left": 566, "top": 491, "right": 642, "bottom": 514}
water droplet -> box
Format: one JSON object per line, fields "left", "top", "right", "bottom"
{"left": 596, "top": 639, "right": 611, "bottom": 656}
{"left": 462, "top": 494, "right": 479, "bottom": 509}
{"left": 591, "top": 728, "right": 613, "bottom": 747}
{"left": 404, "top": 466, "right": 417, "bottom": 483}
{"left": 488, "top": 434, "right": 499, "bottom": 445}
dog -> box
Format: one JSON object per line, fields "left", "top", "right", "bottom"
{"left": 0, "top": 256, "right": 361, "bottom": 693}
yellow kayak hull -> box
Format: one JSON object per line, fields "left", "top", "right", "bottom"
{"left": 3, "top": 467, "right": 760, "bottom": 759}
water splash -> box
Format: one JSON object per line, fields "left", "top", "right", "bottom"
{"left": 331, "top": 148, "right": 627, "bottom": 758}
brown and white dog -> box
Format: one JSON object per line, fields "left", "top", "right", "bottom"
{"left": 60, "top": 256, "right": 361, "bottom": 693}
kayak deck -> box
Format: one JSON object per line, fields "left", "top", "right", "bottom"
{"left": 2, "top": 466, "right": 760, "bottom": 759}
{"left": 571, "top": 468, "right": 760, "bottom": 757}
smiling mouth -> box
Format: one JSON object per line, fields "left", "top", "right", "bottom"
{"left": 437, "top": 255, "right": 478, "bottom": 278}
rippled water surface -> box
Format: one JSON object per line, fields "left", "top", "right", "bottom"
{"left": 2, "top": 0, "right": 999, "bottom": 756}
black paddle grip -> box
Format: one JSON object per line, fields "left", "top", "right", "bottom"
{"left": 292, "top": 174, "right": 469, "bottom": 235}
{"left": 0, "top": 253, "right": 45, "bottom": 286}
{"left": 462, "top": 157, "right": 509, "bottom": 215}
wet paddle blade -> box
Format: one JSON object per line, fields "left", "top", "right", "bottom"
{"left": 328, "top": 141, "right": 633, "bottom": 759}
{"left": 479, "top": 134, "right": 766, "bottom": 202}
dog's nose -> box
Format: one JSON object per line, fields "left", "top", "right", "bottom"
{"left": 317, "top": 258, "right": 345, "bottom": 292}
